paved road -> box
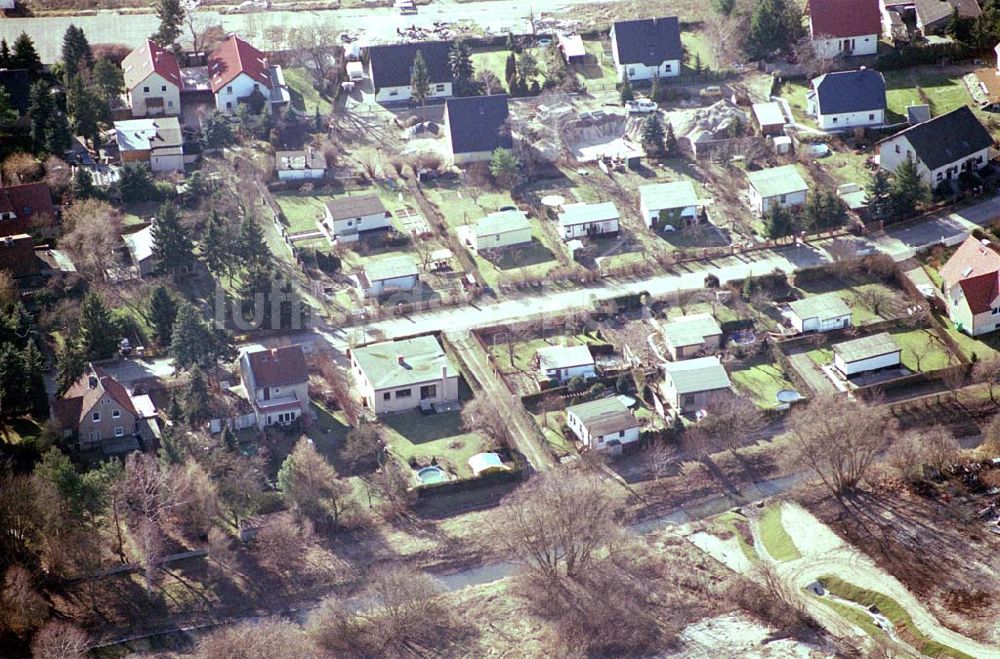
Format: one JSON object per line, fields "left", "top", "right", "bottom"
{"left": 0, "top": 0, "right": 600, "bottom": 62}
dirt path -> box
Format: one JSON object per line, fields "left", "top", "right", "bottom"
{"left": 757, "top": 503, "right": 999, "bottom": 658}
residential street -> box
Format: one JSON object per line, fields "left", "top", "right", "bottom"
{"left": 0, "top": 0, "right": 602, "bottom": 62}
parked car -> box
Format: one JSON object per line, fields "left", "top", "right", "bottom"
{"left": 625, "top": 98, "right": 657, "bottom": 114}
{"left": 699, "top": 85, "right": 722, "bottom": 98}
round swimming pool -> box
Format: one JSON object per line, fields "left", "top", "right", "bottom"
{"left": 776, "top": 389, "right": 803, "bottom": 404}
{"left": 416, "top": 466, "right": 447, "bottom": 484}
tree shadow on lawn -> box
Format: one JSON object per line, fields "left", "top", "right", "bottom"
{"left": 481, "top": 239, "right": 557, "bottom": 271}
{"left": 384, "top": 410, "right": 466, "bottom": 446}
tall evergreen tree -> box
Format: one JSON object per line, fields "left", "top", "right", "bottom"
{"left": 55, "top": 339, "right": 85, "bottom": 395}
{"left": 27, "top": 81, "right": 54, "bottom": 153}
{"left": 92, "top": 59, "right": 124, "bottom": 111}
{"left": 641, "top": 113, "right": 667, "bottom": 159}
{"left": 238, "top": 214, "right": 269, "bottom": 269}
{"left": 182, "top": 365, "right": 210, "bottom": 426}
{"left": 45, "top": 111, "right": 73, "bottom": 156}
{"left": 61, "top": 25, "right": 94, "bottom": 81}
{"left": 0, "top": 39, "right": 10, "bottom": 68}
{"left": 0, "top": 86, "right": 17, "bottom": 129}
{"left": 22, "top": 341, "right": 48, "bottom": 417}
{"left": 66, "top": 75, "right": 101, "bottom": 149}
{"left": 619, "top": 76, "right": 634, "bottom": 104}
{"left": 866, "top": 169, "right": 892, "bottom": 223}
{"left": 448, "top": 41, "right": 476, "bottom": 96}
{"left": 410, "top": 50, "right": 430, "bottom": 106}
{"left": 12, "top": 33, "right": 42, "bottom": 79}
{"left": 170, "top": 302, "right": 219, "bottom": 369}
{"left": 71, "top": 167, "right": 96, "bottom": 200}
{"left": 744, "top": 0, "right": 803, "bottom": 60}
{"left": 152, "top": 0, "right": 185, "bottom": 48}
{"left": 765, "top": 204, "right": 797, "bottom": 238}
{"left": 149, "top": 285, "right": 178, "bottom": 345}
{"left": 889, "top": 159, "right": 930, "bottom": 221}
{"left": 151, "top": 202, "right": 195, "bottom": 273}
{"left": 202, "top": 211, "right": 227, "bottom": 275}
{"left": 79, "top": 292, "right": 120, "bottom": 360}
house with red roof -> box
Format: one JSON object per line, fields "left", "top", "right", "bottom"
{"left": 0, "top": 182, "right": 56, "bottom": 238}
{"left": 52, "top": 364, "right": 155, "bottom": 452}
{"left": 122, "top": 39, "right": 183, "bottom": 117}
{"left": 808, "top": 0, "right": 881, "bottom": 58}
{"left": 238, "top": 345, "right": 310, "bottom": 428}
{"left": 208, "top": 35, "right": 289, "bottom": 115}
{"left": 939, "top": 235, "right": 1000, "bottom": 336}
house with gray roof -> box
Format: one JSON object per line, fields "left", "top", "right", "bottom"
{"left": 639, "top": 180, "right": 701, "bottom": 229}
{"left": 537, "top": 344, "right": 596, "bottom": 384}
{"left": 915, "top": 0, "right": 981, "bottom": 34}
{"left": 746, "top": 165, "right": 809, "bottom": 216}
{"left": 558, "top": 201, "right": 620, "bottom": 240}
{"left": 123, "top": 224, "right": 157, "bottom": 277}
{"left": 661, "top": 314, "right": 723, "bottom": 360}
{"left": 350, "top": 335, "right": 460, "bottom": 414}
{"left": 659, "top": 355, "right": 732, "bottom": 414}
{"left": 471, "top": 209, "right": 532, "bottom": 251}
{"left": 324, "top": 194, "right": 391, "bottom": 243}
{"left": 566, "top": 397, "right": 640, "bottom": 451}
{"left": 876, "top": 106, "right": 994, "bottom": 188}
{"left": 833, "top": 332, "right": 902, "bottom": 377}
{"left": 807, "top": 68, "right": 886, "bottom": 130}
{"left": 444, "top": 95, "right": 513, "bottom": 164}
{"left": 610, "top": 16, "right": 683, "bottom": 82}
{"left": 788, "top": 293, "right": 852, "bottom": 333}
{"left": 366, "top": 41, "right": 453, "bottom": 104}
{"left": 356, "top": 254, "right": 419, "bottom": 298}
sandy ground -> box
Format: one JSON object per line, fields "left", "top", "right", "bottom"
{"left": 686, "top": 530, "right": 753, "bottom": 575}
{"left": 667, "top": 612, "right": 830, "bottom": 659}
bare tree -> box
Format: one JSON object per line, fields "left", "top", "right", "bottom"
{"left": 2, "top": 152, "right": 41, "bottom": 184}
{"left": 196, "top": 617, "right": 318, "bottom": 659}
{"left": 857, "top": 287, "right": 892, "bottom": 318}
{"left": 277, "top": 437, "right": 355, "bottom": 527}
{"left": 982, "top": 415, "right": 1000, "bottom": 454}
{"left": 289, "top": 22, "right": 340, "bottom": 93}
{"left": 644, "top": 438, "right": 677, "bottom": 481}
{"left": 972, "top": 358, "right": 1000, "bottom": 404}
{"left": 494, "top": 469, "right": 621, "bottom": 584}
{"left": 174, "top": 459, "right": 219, "bottom": 540}
{"left": 31, "top": 621, "right": 90, "bottom": 659}
{"left": 354, "top": 567, "right": 449, "bottom": 655}
{"left": 940, "top": 364, "right": 966, "bottom": 399}
{"left": 787, "top": 394, "right": 896, "bottom": 496}
{"left": 0, "top": 565, "right": 48, "bottom": 634}
{"left": 363, "top": 459, "right": 415, "bottom": 518}
{"left": 252, "top": 513, "right": 311, "bottom": 577}
{"left": 907, "top": 340, "right": 934, "bottom": 372}
{"left": 695, "top": 394, "right": 766, "bottom": 458}
{"left": 887, "top": 425, "right": 960, "bottom": 483}
{"left": 461, "top": 396, "right": 512, "bottom": 448}
{"left": 342, "top": 423, "right": 385, "bottom": 473}
{"left": 824, "top": 239, "right": 860, "bottom": 277}
{"left": 60, "top": 199, "right": 124, "bottom": 279}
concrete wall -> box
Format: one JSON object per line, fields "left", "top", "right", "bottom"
{"left": 150, "top": 152, "right": 185, "bottom": 173}
{"left": 816, "top": 108, "right": 885, "bottom": 130}
{"left": 127, "top": 73, "right": 181, "bottom": 117}
{"left": 810, "top": 33, "right": 878, "bottom": 58}
{"left": 750, "top": 186, "right": 807, "bottom": 215}
{"left": 373, "top": 81, "right": 453, "bottom": 104}
{"left": 562, "top": 219, "right": 619, "bottom": 239}
{"left": 473, "top": 227, "right": 533, "bottom": 251}
{"left": 835, "top": 350, "right": 901, "bottom": 376}
{"left": 640, "top": 200, "right": 697, "bottom": 226}
{"left": 791, "top": 313, "right": 851, "bottom": 333}
{"left": 362, "top": 274, "right": 418, "bottom": 298}
{"left": 326, "top": 209, "right": 391, "bottom": 238}
{"left": 660, "top": 380, "right": 732, "bottom": 413}
{"left": 278, "top": 168, "right": 325, "bottom": 181}
{"left": 666, "top": 334, "right": 722, "bottom": 360}
{"left": 567, "top": 411, "right": 640, "bottom": 450}
{"left": 542, "top": 363, "right": 597, "bottom": 384}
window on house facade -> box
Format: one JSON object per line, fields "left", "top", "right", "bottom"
{"left": 868, "top": 113, "right": 874, "bottom": 121}
{"left": 389, "top": 89, "right": 398, "bottom": 96}
{"left": 895, "top": 144, "right": 900, "bottom": 154}
{"left": 89, "top": 430, "right": 101, "bottom": 442}
{"left": 168, "top": 101, "right": 173, "bottom": 107}
{"left": 226, "top": 102, "right": 232, "bottom": 109}
{"left": 161, "top": 85, "right": 166, "bottom": 91}
{"left": 435, "top": 84, "right": 444, "bottom": 91}
{"left": 227, "top": 85, "right": 233, "bottom": 93}
{"left": 143, "top": 86, "right": 149, "bottom": 92}
{"left": 420, "top": 384, "right": 437, "bottom": 399}
{"left": 92, "top": 412, "right": 100, "bottom": 422}
{"left": 383, "top": 392, "right": 391, "bottom": 401}
{"left": 114, "top": 426, "right": 124, "bottom": 437}
{"left": 619, "top": 430, "right": 625, "bottom": 438}
{"left": 112, "top": 409, "right": 121, "bottom": 418}
{"left": 253, "top": 83, "right": 260, "bottom": 91}
{"left": 832, "top": 117, "right": 838, "bottom": 123}
{"left": 779, "top": 194, "right": 787, "bottom": 203}
{"left": 396, "top": 389, "right": 412, "bottom": 398}
{"left": 992, "top": 307, "right": 1000, "bottom": 316}
{"left": 665, "top": 64, "right": 672, "bottom": 72}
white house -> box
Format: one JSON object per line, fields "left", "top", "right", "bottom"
{"left": 639, "top": 180, "right": 700, "bottom": 229}
{"left": 471, "top": 209, "right": 532, "bottom": 251}
{"left": 558, "top": 202, "right": 620, "bottom": 240}
{"left": 350, "top": 335, "right": 460, "bottom": 415}
{"left": 114, "top": 117, "right": 185, "bottom": 173}
{"left": 566, "top": 397, "right": 640, "bottom": 452}
{"left": 537, "top": 344, "right": 596, "bottom": 384}
{"left": 746, "top": 165, "right": 809, "bottom": 216}
{"left": 610, "top": 16, "right": 683, "bottom": 82}
{"left": 833, "top": 332, "right": 902, "bottom": 377}
{"left": 808, "top": 0, "right": 881, "bottom": 58}
{"left": 807, "top": 69, "right": 887, "bottom": 130}
{"left": 323, "top": 195, "right": 391, "bottom": 243}
{"left": 659, "top": 356, "right": 732, "bottom": 414}
{"left": 0, "top": 0, "right": 17, "bottom": 10}
{"left": 208, "top": 35, "right": 289, "bottom": 114}
{"left": 938, "top": 235, "right": 1000, "bottom": 336}
{"left": 366, "top": 41, "right": 453, "bottom": 104}
{"left": 239, "top": 345, "right": 310, "bottom": 429}
{"left": 877, "top": 106, "right": 995, "bottom": 188}
{"left": 121, "top": 40, "right": 182, "bottom": 117}
{"left": 122, "top": 224, "right": 156, "bottom": 277}
{"left": 275, "top": 148, "right": 327, "bottom": 181}
{"left": 443, "top": 95, "right": 512, "bottom": 164}
{"left": 357, "top": 254, "right": 419, "bottom": 298}
{"left": 787, "top": 293, "right": 852, "bottom": 333}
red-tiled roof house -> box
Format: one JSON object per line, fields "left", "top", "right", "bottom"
{"left": 939, "top": 235, "right": 1000, "bottom": 336}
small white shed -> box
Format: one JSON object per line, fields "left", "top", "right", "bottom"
{"left": 788, "top": 293, "right": 852, "bottom": 333}
{"left": 833, "top": 332, "right": 902, "bottom": 376}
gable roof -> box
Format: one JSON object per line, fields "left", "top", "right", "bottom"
{"left": 0, "top": 69, "right": 30, "bottom": 114}
{"left": 752, "top": 101, "right": 785, "bottom": 127}
{"left": 640, "top": 180, "right": 699, "bottom": 212}
{"left": 558, "top": 201, "right": 620, "bottom": 227}
{"left": 746, "top": 165, "right": 809, "bottom": 198}
{"left": 351, "top": 335, "right": 458, "bottom": 390}
{"left": 0, "top": 183, "right": 56, "bottom": 237}
{"left": 812, "top": 69, "right": 886, "bottom": 115}
{"left": 276, "top": 149, "right": 327, "bottom": 172}
{"left": 122, "top": 39, "right": 182, "bottom": 91}
{"left": 367, "top": 41, "right": 453, "bottom": 89}
{"left": 833, "top": 332, "right": 901, "bottom": 363}
{"left": 537, "top": 344, "right": 595, "bottom": 371}
{"left": 363, "top": 254, "right": 418, "bottom": 282}
{"left": 878, "top": 106, "right": 994, "bottom": 171}
{"left": 611, "top": 16, "right": 683, "bottom": 66}
{"left": 788, "top": 292, "right": 851, "bottom": 322}
{"left": 114, "top": 117, "right": 183, "bottom": 154}
{"left": 445, "top": 95, "right": 512, "bottom": 155}
{"left": 243, "top": 345, "right": 308, "bottom": 388}
{"left": 662, "top": 314, "right": 723, "bottom": 349}
{"left": 123, "top": 225, "right": 155, "bottom": 265}
{"left": 940, "top": 236, "right": 1000, "bottom": 287}
{"left": 474, "top": 209, "right": 531, "bottom": 238}
{"left": 915, "top": 0, "right": 981, "bottom": 29}
{"left": 566, "top": 397, "right": 639, "bottom": 436}
{"left": 54, "top": 365, "right": 138, "bottom": 428}
{"left": 662, "top": 356, "right": 731, "bottom": 394}
{"left": 325, "top": 194, "right": 386, "bottom": 222}
{"left": 208, "top": 35, "right": 271, "bottom": 93}
{"left": 809, "top": 0, "right": 881, "bottom": 38}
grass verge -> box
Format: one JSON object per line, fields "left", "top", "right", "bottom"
{"left": 758, "top": 506, "right": 801, "bottom": 561}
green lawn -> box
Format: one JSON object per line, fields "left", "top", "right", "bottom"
{"left": 730, "top": 361, "right": 797, "bottom": 409}
{"left": 758, "top": 506, "right": 801, "bottom": 561}
{"left": 274, "top": 194, "right": 325, "bottom": 234}
{"left": 421, "top": 179, "right": 516, "bottom": 229}
{"left": 716, "top": 511, "right": 760, "bottom": 562}
{"left": 664, "top": 301, "right": 742, "bottom": 324}
{"left": 823, "top": 147, "right": 873, "bottom": 188}
{"left": 882, "top": 70, "right": 973, "bottom": 122}
{"left": 470, "top": 46, "right": 549, "bottom": 88}
{"left": 807, "top": 347, "right": 833, "bottom": 366}
{"left": 939, "top": 316, "right": 1000, "bottom": 362}
{"left": 681, "top": 31, "right": 717, "bottom": 71}
{"left": 814, "top": 597, "right": 889, "bottom": 640}
{"left": 489, "top": 333, "right": 606, "bottom": 374}
{"left": 381, "top": 410, "right": 491, "bottom": 480}
{"left": 283, "top": 66, "right": 333, "bottom": 114}
{"left": 892, "top": 328, "right": 956, "bottom": 372}
{"left": 820, "top": 575, "right": 974, "bottom": 659}
{"left": 776, "top": 80, "right": 812, "bottom": 124}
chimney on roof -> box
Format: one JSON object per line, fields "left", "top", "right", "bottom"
{"left": 397, "top": 354, "right": 405, "bottom": 366}
{"left": 440, "top": 365, "right": 447, "bottom": 380}
{"left": 88, "top": 375, "right": 98, "bottom": 389}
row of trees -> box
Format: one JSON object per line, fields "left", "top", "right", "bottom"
{"left": 764, "top": 189, "right": 849, "bottom": 238}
